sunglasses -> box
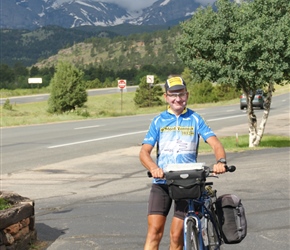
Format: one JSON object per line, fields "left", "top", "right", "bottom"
{"left": 166, "top": 92, "right": 188, "bottom": 98}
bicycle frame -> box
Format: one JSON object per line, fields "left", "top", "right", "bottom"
{"left": 183, "top": 188, "right": 222, "bottom": 250}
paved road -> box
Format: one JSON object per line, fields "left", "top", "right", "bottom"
{"left": 1, "top": 93, "right": 289, "bottom": 249}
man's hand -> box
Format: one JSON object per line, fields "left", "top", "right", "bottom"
{"left": 213, "top": 162, "right": 227, "bottom": 174}
{"left": 150, "top": 168, "right": 164, "bottom": 178}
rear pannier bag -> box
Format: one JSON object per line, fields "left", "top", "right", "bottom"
{"left": 216, "top": 194, "right": 247, "bottom": 244}
{"left": 165, "top": 169, "right": 206, "bottom": 200}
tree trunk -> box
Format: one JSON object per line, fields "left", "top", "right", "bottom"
{"left": 248, "top": 100, "right": 257, "bottom": 147}
{"left": 248, "top": 83, "right": 274, "bottom": 147}
{"left": 252, "top": 83, "right": 274, "bottom": 146}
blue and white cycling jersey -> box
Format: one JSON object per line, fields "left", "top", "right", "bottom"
{"left": 142, "top": 108, "right": 216, "bottom": 184}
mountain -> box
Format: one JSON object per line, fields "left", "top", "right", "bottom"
{"left": 133, "top": 0, "right": 202, "bottom": 26}
{"left": 0, "top": 0, "right": 209, "bottom": 30}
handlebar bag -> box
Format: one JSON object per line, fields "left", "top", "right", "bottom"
{"left": 165, "top": 169, "right": 206, "bottom": 200}
{"left": 215, "top": 194, "right": 247, "bottom": 244}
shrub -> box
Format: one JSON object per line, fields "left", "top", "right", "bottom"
{"left": 0, "top": 198, "right": 11, "bottom": 210}
{"left": 3, "top": 99, "right": 13, "bottom": 110}
{"left": 48, "top": 61, "right": 88, "bottom": 113}
{"left": 134, "top": 75, "right": 164, "bottom": 107}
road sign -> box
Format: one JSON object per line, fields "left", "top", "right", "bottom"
{"left": 118, "top": 79, "right": 127, "bottom": 89}
{"left": 146, "top": 75, "right": 154, "bottom": 84}
{"left": 28, "top": 78, "right": 42, "bottom": 84}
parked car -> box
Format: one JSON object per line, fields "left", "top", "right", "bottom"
{"left": 240, "top": 89, "right": 265, "bottom": 110}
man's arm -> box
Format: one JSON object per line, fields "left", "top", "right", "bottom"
{"left": 139, "top": 144, "right": 164, "bottom": 178}
{"left": 206, "top": 136, "right": 227, "bottom": 174}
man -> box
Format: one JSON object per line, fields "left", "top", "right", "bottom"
{"left": 139, "top": 76, "right": 227, "bottom": 250}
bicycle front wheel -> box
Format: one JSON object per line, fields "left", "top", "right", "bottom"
{"left": 207, "top": 217, "right": 221, "bottom": 250}
{"left": 186, "top": 219, "right": 199, "bottom": 250}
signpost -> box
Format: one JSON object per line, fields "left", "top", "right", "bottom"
{"left": 118, "top": 79, "right": 127, "bottom": 112}
{"left": 146, "top": 75, "right": 154, "bottom": 106}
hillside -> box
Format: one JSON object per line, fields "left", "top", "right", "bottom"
{"left": 34, "top": 25, "right": 183, "bottom": 72}
{"left": 0, "top": 24, "right": 170, "bottom": 67}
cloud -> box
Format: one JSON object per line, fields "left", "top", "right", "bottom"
{"left": 56, "top": 0, "right": 216, "bottom": 11}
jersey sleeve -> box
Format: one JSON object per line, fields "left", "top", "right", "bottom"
{"left": 142, "top": 116, "right": 159, "bottom": 146}
{"left": 196, "top": 114, "right": 216, "bottom": 142}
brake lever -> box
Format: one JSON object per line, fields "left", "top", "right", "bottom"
{"left": 207, "top": 174, "right": 219, "bottom": 178}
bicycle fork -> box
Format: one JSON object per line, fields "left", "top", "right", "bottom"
{"left": 184, "top": 215, "right": 204, "bottom": 250}
{"left": 184, "top": 214, "right": 210, "bottom": 250}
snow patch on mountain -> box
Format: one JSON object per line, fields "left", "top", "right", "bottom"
{"left": 160, "top": 0, "right": 171, "bottom": 7}
{"left": 1, "top": 0, "right": 211, "bottom": 29}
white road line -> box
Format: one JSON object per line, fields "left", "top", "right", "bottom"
{"left": 48, "top": 115, "right": 244, "bottom": 149}
{"left": 48, "top": 130, "right": 148, "bottom": 149}
{"left": 74, "top": 125, "right": 103, "bottom": 130}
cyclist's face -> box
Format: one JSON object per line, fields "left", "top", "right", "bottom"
{"left": 164, "top": 89, "right": 188, "bottom": 115}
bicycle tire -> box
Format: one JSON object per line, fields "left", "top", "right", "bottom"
{"left": 186, "top": 219, "right": 199, "bottom": 250}
{"left": 207, "top": 217, "right": 221, "bottom": 250}
{"left": 207, "top": 206, "right": 223, "bottom": 250}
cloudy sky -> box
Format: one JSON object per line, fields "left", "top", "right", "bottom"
{"left": 57, "top": 0, "right": 216, "bottom": 11}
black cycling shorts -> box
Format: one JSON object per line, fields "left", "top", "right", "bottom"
{"left": 147, "top": 184, "right": 188, "bottom": 220}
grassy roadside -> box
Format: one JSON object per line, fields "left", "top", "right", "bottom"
{"left": 198, "top": 134, "right": 290, "bottom": 152}
{"left": 1, "top": 90, "right": 243, "bottom": 127}
{"left": 1, "top": 84, "right": 289, "bottom": 127}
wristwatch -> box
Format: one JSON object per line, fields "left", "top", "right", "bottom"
{"left": 217, "top": 158, "right": 227, "bottom": 164}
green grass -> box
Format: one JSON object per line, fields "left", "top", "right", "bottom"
{"left": 0, "top": 91, "right": 241, "bottom": 127}
{"left": 198, "top": 135, "right": 290, "bottom": 153}
{"left": 1, "top": 87, "right": 50, "bottom": 98}
{"left": 1, "top": 92, "right": 162, "bottom": 127}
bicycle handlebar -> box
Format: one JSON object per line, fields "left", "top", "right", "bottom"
{"left": 224, "top": 165, "right": 236, "bottom": 172}
{"left": 147, "top": 165, "right": 236, "bottom": 178}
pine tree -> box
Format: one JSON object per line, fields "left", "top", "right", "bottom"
{"left": 48, "top": 61, "right": 87, "bottom": 113}
{"left": 134, "top": 75, "right": 164, "bottom": 107}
